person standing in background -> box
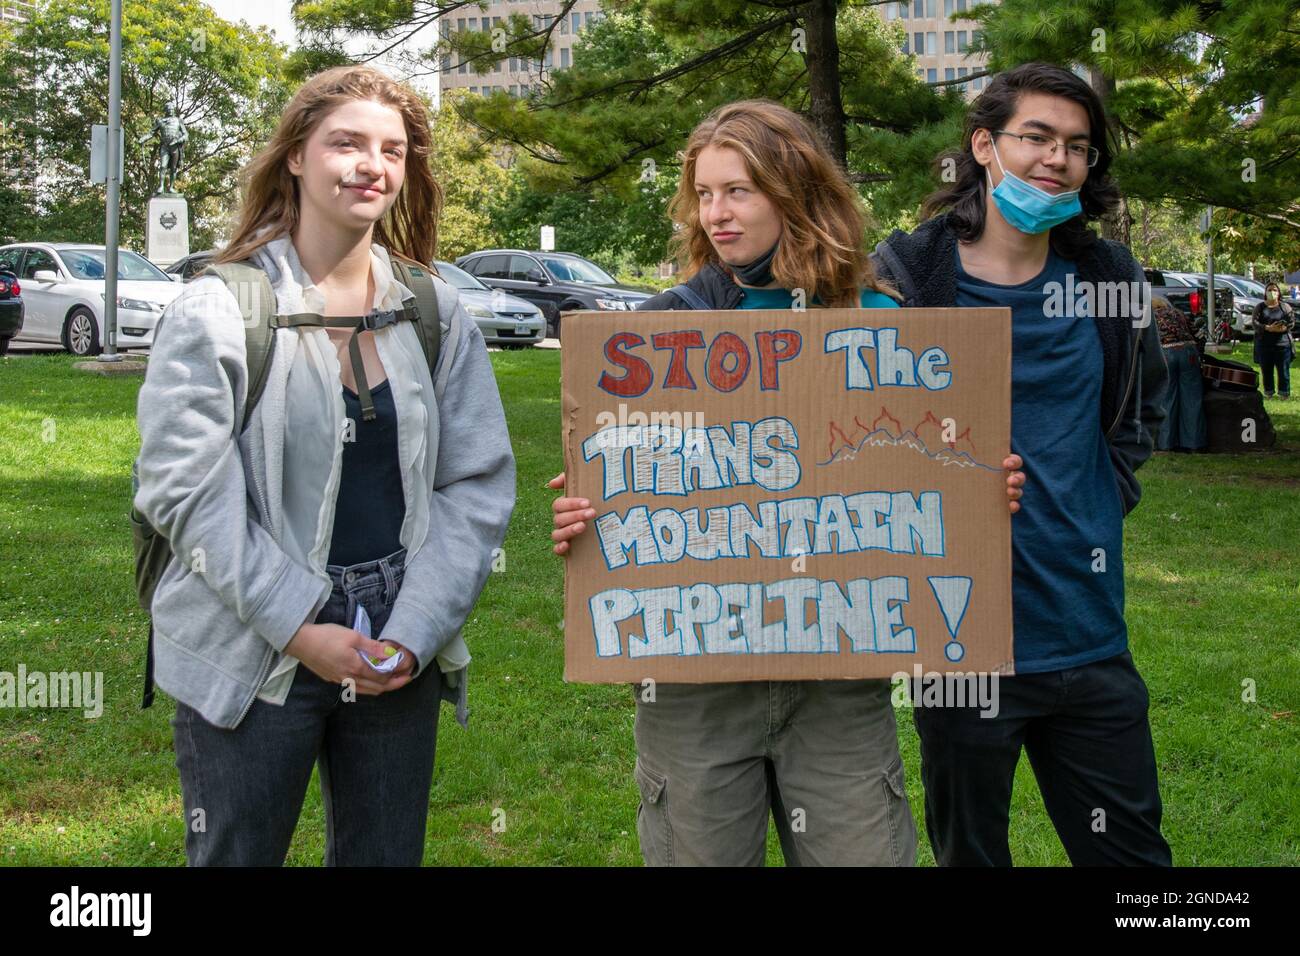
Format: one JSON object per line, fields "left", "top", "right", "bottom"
{"left": 1253, "top": 282, "right": 1294, "bottom": 399}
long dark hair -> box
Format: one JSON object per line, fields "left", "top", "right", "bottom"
{"left": 921, "top": 62, "right": 1121, "bottom": 259}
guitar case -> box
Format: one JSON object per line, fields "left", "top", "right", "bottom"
{"left": 1200, "top": 353, "right": 1259, "bottom": 390}
{"left": 1199, "top": 355, "right": 1276, "bottom": 451}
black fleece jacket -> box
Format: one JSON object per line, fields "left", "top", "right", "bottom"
{"left": 870, "top": 213, "right": 1168, "bottom": 515}
{"left": 639, "top": 262, "right": 746, "bottom": 312}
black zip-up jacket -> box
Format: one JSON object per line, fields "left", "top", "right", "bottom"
{"left": 869, "top": 213, "right": 1168, "bottom": 515}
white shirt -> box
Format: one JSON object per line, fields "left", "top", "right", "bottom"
{"left": 250, "top": 235, "right": 464, "bottom": 705}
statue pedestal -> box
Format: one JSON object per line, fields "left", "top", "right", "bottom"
{"left": 146, "top": 195, "right": 189, "bottom": 269}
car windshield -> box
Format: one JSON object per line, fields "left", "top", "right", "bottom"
{"left": 62, "top": 249, "right": 169, "bottom": 281}
{"left": 541, "top": 256, "right": 615, "bottom": 285}
{"left": 435, "top": 261, "right": 487, "bottom": 291}
{"left": 1231, "top": 277, "right": 1267, "bottom": 297}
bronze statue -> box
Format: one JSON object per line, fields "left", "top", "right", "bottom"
{"left": 138, "top": 100, "right": 187, "bottom": 195}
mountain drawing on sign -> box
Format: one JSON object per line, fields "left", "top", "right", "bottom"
{"left": 818, "top": 407, "right": 1000, "bottom": 472}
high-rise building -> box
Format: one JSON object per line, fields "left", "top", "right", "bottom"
{"left": 882, "top": 0, "right": 997, "bottom": 97}
{"left": 435, "top": 2, "right": 995, "bottom": 104}
{"left": 0, "top": 0, "right": 37, "bottom": 23}
{"left": 437, "top": 0, "right": 604, "bottom": 103}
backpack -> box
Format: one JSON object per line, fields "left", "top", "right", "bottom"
{"left": 130, "top": 253, "right": 446, "bottom": 708}
{"left": 665, "top": 284, "right": 711, "bottom": 310}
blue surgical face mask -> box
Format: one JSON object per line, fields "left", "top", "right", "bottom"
{"left": 985, "top": 137, "right": 1083, "bottom": 235}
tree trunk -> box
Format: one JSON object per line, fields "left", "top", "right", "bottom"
{"left": 1089, "top": 65, "right": 1132, "bottom": 245}
{"left": 803, "top": 0, "right": 847, "bottom": 169}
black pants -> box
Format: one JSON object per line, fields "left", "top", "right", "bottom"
{"left": 1259, "top": 344, "right": 1292, "bottom": 397}
{"left": 913, "top": 650, "right": 1172, "bottom": 866}
{"left": 172, "top": 547, "right": 443, "bottom": 866}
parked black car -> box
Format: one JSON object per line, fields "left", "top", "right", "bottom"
{"left": 453, "top": 249, "right": 653, "bottom": 338}
{"left": 0, "top": 269, "right": 22, "bottom": 355}
{"left": 164, "top": 249, "right": 217, "bottom": 281}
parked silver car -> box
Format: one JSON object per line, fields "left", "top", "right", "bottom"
{"left": 0, "top": 243, "right": 184, "bottom": 355}
{"left": 435, "top": 260, "right": 546, "bottom": 347}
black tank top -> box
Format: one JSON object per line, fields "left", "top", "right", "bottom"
{"left": 328, "top": 379, "right": 406, "bottom": 567}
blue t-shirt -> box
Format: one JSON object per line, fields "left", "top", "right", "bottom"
{"left": 737, "top": 287, "right": 900, "bottom": 310}
{"left": 955, "top": 249, "right": 1127, "bottom": 673}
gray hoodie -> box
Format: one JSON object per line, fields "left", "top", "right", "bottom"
{"left": 134, "top": 236, "right": 516, "bottom": 729}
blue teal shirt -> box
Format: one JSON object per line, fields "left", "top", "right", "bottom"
{"left": 737, "top": 287, "right": 900, "bottom": 310}
{"left": 955, "top": 249, "right": 1128, "bottom": 673}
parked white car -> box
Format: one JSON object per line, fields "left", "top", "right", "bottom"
{"left": 0, "top": 243, "right": 185, "bottom": 356}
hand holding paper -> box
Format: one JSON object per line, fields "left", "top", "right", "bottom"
{"left": 353, "top": 604, "right": 406, "bottom": 673}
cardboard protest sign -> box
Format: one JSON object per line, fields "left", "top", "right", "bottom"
{"left": 561, "top": 307, "right": 1014, "bottom": 683}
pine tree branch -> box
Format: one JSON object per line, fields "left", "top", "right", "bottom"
{"left": 544, "top": 9, "right": 804, "bottom": 109}
{"left": 927, "top": 69, "right": 989, "bottom": 88}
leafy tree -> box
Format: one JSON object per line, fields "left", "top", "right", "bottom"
{"left": 972, "top": 0, "right": 1300, "bottom": 260}
{"left": 293, "top": 1, "right": 963, "bottom": 170}
{"left": 0, "top": 0, "right": 292, "bottom": 252}
{"left": 484, "top": 155, "right": 675, "bottom": 270}
{"left": 290, "top": 1, "right": 967, "bottom": 264}
{"left": 433, "top": 91, "right": 513, "bottom": 260}
{"left": 1127, "top": 198, "right": 1209, "bottom": 272}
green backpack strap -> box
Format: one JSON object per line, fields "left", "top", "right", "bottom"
{"left": 390, "top": 255, "right": 443, "bottom": 386}
{"left": 198, "top": 261, "right": 276, "bottom": 432}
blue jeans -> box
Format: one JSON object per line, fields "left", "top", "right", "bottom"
{"left": 1157, "top": 343, "right": 1207, "bottom": 450}
{"left": 172, "top": 547, "right": 443, "bottom": 866}
{"left": 913, "top": 650, "right": 1172, "bottom": 866}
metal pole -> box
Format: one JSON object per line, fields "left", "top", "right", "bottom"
{"left": 99, "top": 0, "right": 122, "bottom": 362}
{"left": 1205, "top": 204, "right": 1216, "bottom": 346}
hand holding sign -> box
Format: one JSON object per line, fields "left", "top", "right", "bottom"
{"left": 548, "top": 473, "right": 594, "bottom": 555}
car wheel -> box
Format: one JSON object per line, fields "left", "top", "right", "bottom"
{"left": 63, "top": 308, "right": 101, "bottom": 357}
{"left": 0, "top": 337, "right": 9, "bottom": 356}
{"left": 554, "top": 302, "right": 585, "bottom": 341}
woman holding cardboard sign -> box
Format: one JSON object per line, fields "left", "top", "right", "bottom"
{"left": 550, "top": 100, "right": 1025, "bottom": 867}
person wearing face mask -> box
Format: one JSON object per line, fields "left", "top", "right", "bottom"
{"left": 547, "top": 100, "right": 1027, "bottom": 867}
{"left": 871, "top": 63, "right": 1172, "bottom": 866}
{"left": 1252, "top": 283, "right": 1294, "bottom": 399}
{"left": 134, "top": 65, "right": 515, "bottom": 865}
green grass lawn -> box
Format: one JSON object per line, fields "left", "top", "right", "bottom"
{"left": 1, "top": 344, "right": 1296, "bottom": 866}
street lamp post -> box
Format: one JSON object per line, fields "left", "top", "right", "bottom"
{"left": 99, "top": 0, "right": 123, "bottom": 363}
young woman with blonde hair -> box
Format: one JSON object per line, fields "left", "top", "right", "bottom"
{"left": 134, "top": 64, "right": 515, "bottom": 865}
{"left": 549, "top": 99, "right": 1024, "bottom": 866}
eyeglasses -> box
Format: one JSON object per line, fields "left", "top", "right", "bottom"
{"left": 993, "top": 129, "right": 1100, "bottom": 168}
